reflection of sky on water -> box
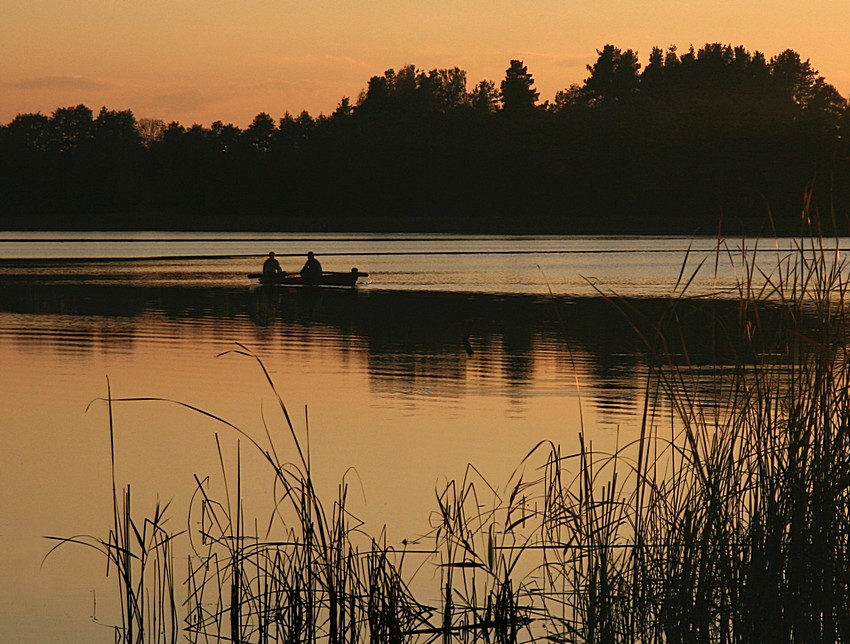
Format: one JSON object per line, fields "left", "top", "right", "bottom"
{"left": 3, "top": 232, "right": 847, "bottom": 297}
{"left": 0, "top": 282, "right": 756, "bottom": 431}
{"left": 0, "top": 236, "right": 831, "bottom": 642}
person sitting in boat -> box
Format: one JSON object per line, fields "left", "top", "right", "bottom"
{"left": 263, "top": 251, "right": 282, "bottom": 275}
{"left": 300, "top": 251, "right": 323, "bottom": 283}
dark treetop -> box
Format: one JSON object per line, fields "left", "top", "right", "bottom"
{"left": 2, "top": 43, "right": 849, "bottom": 235}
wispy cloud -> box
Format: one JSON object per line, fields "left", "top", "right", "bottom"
{"left": 252, "top": 78, "right": 337, "bottom": 93}
{"left": 142, "top": 89, "right": 219, "bottom": 119}
{"left": 10, "top": 75, "right": 109, "bottom": 91}
{"left": 551, "top": 55, "right": 593, "bottom": 69}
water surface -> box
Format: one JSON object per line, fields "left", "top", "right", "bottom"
{"left": 0, "top": 232, "right": 842, "bottom": 642}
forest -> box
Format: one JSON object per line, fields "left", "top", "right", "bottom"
{"left": 1, "top": 43, "right": 849, "bottom": 234}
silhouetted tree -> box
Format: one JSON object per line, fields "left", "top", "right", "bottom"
{"left": 1, "top": 44, "right": 849, "bottom": 232}
{"left": 209, "top": 120, "right": 242, "bottom": 153}
{"left": 136, "top": 117, "right": 166, "bottom": 147}
{"left": 640, "top": 47, "right": 666, "bottom": 96}
{"left": 414, "top": 68, "right": 444, "bottom": 112}
{"left": 333, "top": 96, "right": 355, "bottom": 118}
{"left": 3, "top": 113, "right": 50, "bottom": 152}
{"left": 768, "top": 49, "right": 822, "bottom": 117}
{"left": 551, "top": 84, "right": 584, "bottom": 112}
{"left": 358, "top": 74, "right": 390, "bottom": 113}
{"left": 840, "top": 104, "right": 850, "bottom": 152}
{"left": 393, "top": 65, "right": 418, "bottom": 100}
{"left": 48, "top": 104, "right": 94, "bottom": 152}
{"left": 695, "top": 43, "right": 733, "bottom": 87}
{"left": 436, "top": 67, "right": 470, "bottom": 110}
{"left": 470, "top": 80, "right": 499, "bottom": 113}
{"left": 244, "top": 112, "right": 276, "bottom": 152}
{"left": 584, "top": 45, "right": 641, "bottom": 102}
{"left": 800, "top": 79, "right": 848, "bottom": 145}
{"left": 358, "top": 64, "right": 421, "bottom": 114}
{"left": 160, "top": 121, "right": 186, "bottom": 144}
{"left": 276, "top": 110, "right": 316, "bottom": 153}
{"left": 358, "top": 65, "right": 471, "bottom": 115}
{"left": 500, "top": 60, "right": 538, "bottom": 112}
{"left": 806, "top": 80, "right": 848, "bottom": 123}
{"left": 94, "top": 107, "right": 142, "bottom": 151}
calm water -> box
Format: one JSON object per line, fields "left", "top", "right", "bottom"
{"left": 1, "top": 232, "right": 845, "bottom": 642}
{"left": 0, "top": 231, "right": 814, "bottom": 293}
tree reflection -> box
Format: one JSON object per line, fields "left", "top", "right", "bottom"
{"left": 0, "top": 283, "right": 786, "bottom": 422}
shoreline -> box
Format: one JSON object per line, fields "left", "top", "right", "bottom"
{"left": 0, "top": 211, "right": 821, "bottom": 237}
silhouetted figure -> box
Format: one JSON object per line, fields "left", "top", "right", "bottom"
{"left": 263, "top": 251, "right": 282, "bottom": 275}
{"left": 300, "top": 251, "right": 323, "bottom": 283}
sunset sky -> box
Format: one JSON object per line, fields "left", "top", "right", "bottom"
{"left": 1, "top": 0, "right": 847, "bottom": 127}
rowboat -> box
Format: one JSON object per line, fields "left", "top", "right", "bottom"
{"left": 248, "top": 268, "right": 369, "bottom": 287}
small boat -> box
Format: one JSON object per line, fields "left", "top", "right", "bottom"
{"left": 248, "top": 268, "right": 369, "bottom": 287}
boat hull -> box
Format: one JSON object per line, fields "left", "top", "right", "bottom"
{"left": 248, "top": 269, "right": 368, "bottom": 287}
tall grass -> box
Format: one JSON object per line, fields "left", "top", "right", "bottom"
{"left": 45, "top": 381, "right": 182, "bottom": 644}
{"left": 49, "top": 224, "right": 850, "bottom": 642}
{"left": 587, "top": 229, "right": 850, "bottom": 643}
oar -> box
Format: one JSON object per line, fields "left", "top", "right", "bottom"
{"left": 247, "top": 272, "right": 300, "bottom": 279}
{"left": 321, "top": 270, "right": 370, "bottom": 277}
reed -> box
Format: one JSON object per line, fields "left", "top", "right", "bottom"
{"left": 579, "top": 223, "right": 850, "bottom": 642}
{"left": 44, "top": 381, "right": 182, "bottom": 644}
{"left": 175, "top": 346, "right": 433, "bottom": 643}
{"left": 49, "top": 210, "right": 850, "bottom": 642}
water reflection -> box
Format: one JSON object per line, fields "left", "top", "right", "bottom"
{"left": 0, "top": 281, "right": 766, "bottom": 420}
{"left": 3, "top": 239, "right": 828, "bottom": 644}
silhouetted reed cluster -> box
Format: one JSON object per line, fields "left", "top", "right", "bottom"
{"left": 49, "top": 229, "right": 850, "bottom": 642}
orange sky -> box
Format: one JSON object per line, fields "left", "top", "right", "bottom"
{"left": 1, "top": 0, "right": 847, "bottom": 127}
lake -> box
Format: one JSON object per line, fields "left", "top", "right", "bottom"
{"left": 1, "top": 232, "right": 843, "bottom": 642}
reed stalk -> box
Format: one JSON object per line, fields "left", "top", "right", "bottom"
{"left": 48, "top": 205, "right": 850, "bottom": 642}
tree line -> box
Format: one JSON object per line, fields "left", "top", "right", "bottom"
{"left": 2, "top": 43, "right": 849, "bottom": 233}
